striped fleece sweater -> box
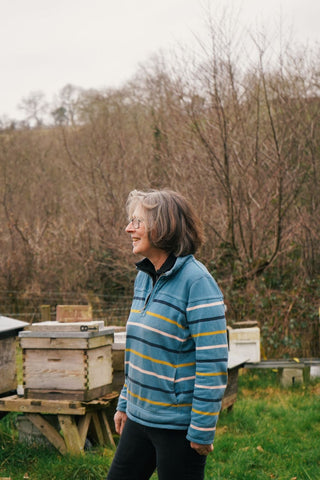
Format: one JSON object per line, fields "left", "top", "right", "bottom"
{"left": 117, "top": 254, "right": 228, "bottom": 445}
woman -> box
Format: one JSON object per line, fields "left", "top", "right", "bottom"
{"left": 107, "top": 189, "right": 228, "bottom": 480}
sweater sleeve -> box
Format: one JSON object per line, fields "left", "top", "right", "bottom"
{"left": 116, "top": 383, "right": 128, "bottom": 412}
{"left": 185, "top": 275, "right": 228, "bottom": 445}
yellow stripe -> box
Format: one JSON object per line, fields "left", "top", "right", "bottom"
{"left": 128, "top": 389, "right": 192, "bottom": 408}
{"left": 146, "top": 311, "right": 185, "bottom": 329}
{"left": 126, "top": 348, "right": 195, "bottom": 368}
{"left": 131, "top": 308, "right": 142, "bottom": 313}
{"left": 192, "top": 408, "right": 219, "bottom": 416}
{"left": 196, "top": 371, "right": 228, "bottom": 376}
{"left": 192, "top": 329, "right": 226, "bottom": 338}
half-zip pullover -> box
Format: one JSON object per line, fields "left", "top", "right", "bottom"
{"left": 117, "top": 254, "right": 228, "bottom": 445}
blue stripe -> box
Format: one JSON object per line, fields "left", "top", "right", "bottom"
{"left": 193, "top": 395, "right": 224, "bottom": 402}
{"left": 128, "top": 375, "right": 174, "bottom": 395}
{"left": 196, "top": 357, "right": 228, "bottom": 363}
{"left": 176, "top": 389, "right": 194, "bottom": 395}
{"left": 126, "top": 334, "right": 194, "bottom": 354}
{"left": 153, "top": 298, "right": 186, "bottom": 315}
{"left": 188, "top": 315, "right": 225, "bottom": 325}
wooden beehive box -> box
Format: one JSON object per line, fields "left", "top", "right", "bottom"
{"left": 19, "top": 321, "right": 114, "bottom": 401}
{"left": 0, "top": 316, "right": 28, "bottom": 395}
{"left": 56, "top": 304, "right": 92, "bottom": 323}
{"left": 111, "top": 326, "right": 126, "bottom": 392}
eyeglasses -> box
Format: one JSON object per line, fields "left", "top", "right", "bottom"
{"left": 128, "top": 217, "right": 144, "bottom": 229}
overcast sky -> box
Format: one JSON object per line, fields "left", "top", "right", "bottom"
{"left": 1, "top": 0, "right": 319, "bottom": 120}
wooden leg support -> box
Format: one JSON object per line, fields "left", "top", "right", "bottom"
{"left": 22, "top": 410, "right": 115, "bottom": 455}
{"left": 78, "top": 412, "right": 93, "bottom": 448}
{"left": 100, "top": 410, "right": 116, "bottom": 447}
{"left": 58, "top": 415, "right": 84, "bottom": 455}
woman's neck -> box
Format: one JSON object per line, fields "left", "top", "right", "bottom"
{"left": 148, "top": 251, "right": 169, "bottom": 271}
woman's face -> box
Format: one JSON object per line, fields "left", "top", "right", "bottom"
{"left": 125, "top": 205, "right": 154, "bottom": 258}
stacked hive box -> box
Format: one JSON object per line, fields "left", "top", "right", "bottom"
{"left": 111, "top": 327, "right": 126, "bottom": 392}
{"left": 0, "top": 316, "right": 28, "bottom": 396}
{"left": 19, "top": 320, "right": 114, "bottom": 401}
{"left": 228, "top": 326, "right": 260, "bottom": 363}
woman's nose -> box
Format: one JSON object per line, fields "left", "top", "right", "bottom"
{"left": 125, "top": 222, "right": 134, "bottom": 232}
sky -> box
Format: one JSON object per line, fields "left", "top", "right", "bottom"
{"left": 1, "top": 0, "right": 319, "bottom": 121}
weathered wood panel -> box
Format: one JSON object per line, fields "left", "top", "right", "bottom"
{"left": 56, "top": 305, "right": 92, "bottom": 323}
{"left": 87, "top": 345, "right": 112, "bottom": 389}
{"left": 20, "top": 335, "right": 111, "bottom": 350}
{"left": 23, "top": 349, "right": 86, "bottom": 390}
{"left": 0, "top": 337, "right": 17, "bottom": 394}
{"left": 28, "top": 320, "right": 103, "bottom": 332}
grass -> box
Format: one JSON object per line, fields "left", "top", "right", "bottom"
{"left": 0, "top": 370, "right": 319, "bottom": 479}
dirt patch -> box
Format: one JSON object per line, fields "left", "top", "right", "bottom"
{"left": 310, "top": 383, "right": 320, "bottom": 395}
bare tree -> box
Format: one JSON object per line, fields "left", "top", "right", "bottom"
{"left": 18, "top": 91, "right": 48, "bottom": 127}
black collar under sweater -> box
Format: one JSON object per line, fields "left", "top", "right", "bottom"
{"left": 135, "top": 253, "right": 177, "bottom": 285}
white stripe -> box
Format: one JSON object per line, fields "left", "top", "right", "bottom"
{"left": 128, "top": 321, "right": 186, "bottom": 343}
{"left": 174, "top": 375, "right": 195, "bottom": 383}
{"left": 186, "top": 301, "right": 224, "bottom": 311}
{"left": 190, "top": 424, "right": 216, "bottom": 432}
{"left": 194, "top": 383, "right": 227, "bottom": 390}
{"left": 126, "top": 361, "right": 174, "bottom": 382}
{"left": 196, "top": 343, "right": 228, "bottom": 351}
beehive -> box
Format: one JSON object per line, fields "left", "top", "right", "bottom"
{"left": 19, "top": 321, "right": 114, "bottom": 401}
{"left": 228, "top": 327, "right": 261, "bottom": 363}
{"left": 0, "top": 316, "right": 28, "bottom": 395}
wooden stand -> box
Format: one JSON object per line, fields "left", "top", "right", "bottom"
{"left": 221, "top": 367, "right": 239, "bottom": 411}
{"left": 0, "top": 392, "right": 118, "bottom": 455}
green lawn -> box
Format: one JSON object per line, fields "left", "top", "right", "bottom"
{"left": 1, "top": 370, "right": 319, "bottom": 479}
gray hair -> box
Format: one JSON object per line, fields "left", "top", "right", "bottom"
{"left": 126, "top": 189, "right": 204, "bottom": 256}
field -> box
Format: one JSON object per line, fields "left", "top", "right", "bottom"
{"left": 0, "top": 370, "right": 319, "bottom": 480}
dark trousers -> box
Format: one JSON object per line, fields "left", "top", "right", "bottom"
{"left": 107, "top": 418, "right": 207, "bottom": 480}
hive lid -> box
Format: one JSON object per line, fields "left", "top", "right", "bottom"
{"left": 228, "top": 351, "right": 250, "bottom": 369}
{"left": 19, "top": 321, "right": 114, "bottom": 338}
{"left": 0, "top": 315, "right": 29, "bottom": 334}
{"left": 26, "top": 320, "right": 105, "bottom": 332}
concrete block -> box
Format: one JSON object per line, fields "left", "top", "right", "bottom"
{"left": 281, "top": 368, "right": 303, "bottom": 387}
{"left": 16, "top": 415, "right": 52, "bottom": 447}
{"left": 310, "top": 366, "right": 320, "bottom": 378}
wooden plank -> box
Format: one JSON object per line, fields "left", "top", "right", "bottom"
{"left": 56, "top": 305, "right": 92, "bottom": 323}
{"left": 0, "top": 337, "right": 17, "bottom": 394}
{"left": 244, "top": 359, "right": 313, "bottom": 369}
{"left": 91, "top": 412, "right": 105, "bottom": 445}
{"left": 85, "top": 391, "right": 119, "bottom": 405}
{"left": 58, "top": 415, "right": 84, "bottom": 455}
{"left": 100, "top": 410, "right": 116, "bottom": 447}
{"left": 29, "top": 320, "right": 103, "bottom": 332}
{"left": 0, "top": 395, "right": 85, "bottom": 415}
{"left": 25, "top": 384, "right": 112, "bottom": 402}
{"left": 40, "top": 305, "right": 51, "bottom": 322}
{"left": 112, "top": 348, "right": 125, "bottom": 372}
{"left": 27, "top": 413, "right": 67, "bottom": 455}
{"left": 20, "top": 335, "right": 111, "bottom": 350}
{"left": 221, "top": 392, "right": 237, "bottom": 411}
{"left": 78, "top": 412, "right": 93, "bottom": 448}
{"left": 19, "top": 328, "right": 114, "bottom": 339}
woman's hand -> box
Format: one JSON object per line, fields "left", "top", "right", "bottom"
{"left": 114, "top": 410, "right": 128, "bottom": 435}
{"left": 190, "top": 442, "right": 213, "bottom": 456}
